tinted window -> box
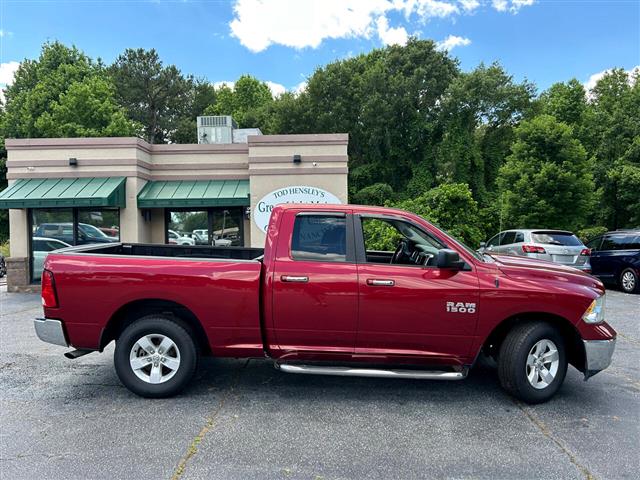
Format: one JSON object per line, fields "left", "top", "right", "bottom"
{"left": 501, "top": 232, "right": 517, "bottom": 245}
{"left": 531, "top": 231, "right": 582, "bottom": 246}
{"left": 487, "top": 234, "right": 501, "bottom": 247}
{"left": 514, "top": 232, "right": 525, "bottom": 243}
{"left": 291, "top": 215, "right": 346, "bottom": 262}
{"left": 586, "top": 237, "right": 602, "bottom": 251}
{"left": 601, "top": 234, "right": 640, "bottom": 251}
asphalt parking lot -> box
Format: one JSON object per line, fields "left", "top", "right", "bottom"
{"left": 0, "top": 287, "right": 638, "bottom": 480}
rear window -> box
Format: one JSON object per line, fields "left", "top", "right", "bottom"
{"left": 531, "top": 231, "right": 582, "bottom": 246}
{"left": 291, "top": 215, "right": 347, "bottom": 262}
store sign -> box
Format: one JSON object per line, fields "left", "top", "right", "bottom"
{"left": 254, "top": 186, "right": 342, "bottom": 233}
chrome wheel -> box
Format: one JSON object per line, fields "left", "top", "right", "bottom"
{"left": 621, "top": 271, "right": 636, "bottom": 292}
{"left": 129, "top": 334, "right": 181, "bottom": 384}
{"left": 526, "top": 339, "right": 559, "bottom": 390}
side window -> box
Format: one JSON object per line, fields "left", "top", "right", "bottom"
{"left": 586, "top": 237, "right": 602, "bottom": 251}
{"left": 501, "top": 232, "right": 517, "bottom": 245}
{"left": 291, "top": 215, "right": 347, "bottom": 262}
{"left": 514, "top": 232, "right": 525, "bottom": 243}
{"left": 32, "top": 240, "right": 44, "bottom": 251}
{"left": 487, "top": 234, "right": 500, "bottom": 247}
{"left": 600, "top": 235, "right": 631, "bottom": 251}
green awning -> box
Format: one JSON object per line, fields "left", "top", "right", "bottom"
{"left": 137, "top": 180, "right": 250, "bottom": 208}
{"left": 0, "top": 177, "right": 126, "bottom": 209}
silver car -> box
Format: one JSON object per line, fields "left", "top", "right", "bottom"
{"left": 479, "top": 229, "right": 591, "bottom": 272}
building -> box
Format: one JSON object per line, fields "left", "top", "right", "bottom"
{"left": 0, "top": 117, "right": 348, "bottom": 292}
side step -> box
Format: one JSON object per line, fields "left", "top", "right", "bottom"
{"left": 275, "top": 363, "right": 467, "bottom": 380}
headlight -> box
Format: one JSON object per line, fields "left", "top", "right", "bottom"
{"left": 582, "top": 294, "right": 606, "bottom": 324}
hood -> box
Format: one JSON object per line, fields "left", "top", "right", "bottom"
{"left": 490, "top": 254, "right": 604, "bottom": 293}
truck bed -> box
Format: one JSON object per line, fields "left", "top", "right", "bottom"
{"left": 43, "top": 242, "right": 265, "bottom": 357}
{"left": 57, "top": 242, "right": 264, "bottom": 261}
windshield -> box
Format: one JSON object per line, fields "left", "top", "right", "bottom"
{"left": 79, "top": 223, "right": 108, "bottom": 238}
{"left": 531, "top": 231, "right": 581, "bottom": 246}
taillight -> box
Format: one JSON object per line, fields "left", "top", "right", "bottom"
{"left": 522, "top": 245, "right": 546, "bottom": 254}
{"left": 41, "top": 270, "right": 58, "bottom": 308}
{"left": 580, "top": 248, "right": 591, "bottom": 256}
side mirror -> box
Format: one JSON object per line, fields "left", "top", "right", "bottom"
{"left": 436, "top": 249, "right": 465, "bottom": 270}
{"left": 479, "top": 241, "right": 486, "bottom": 248}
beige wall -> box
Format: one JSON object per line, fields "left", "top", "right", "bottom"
{"left": 3, "top": 135, "right": 348, "bottom": 289}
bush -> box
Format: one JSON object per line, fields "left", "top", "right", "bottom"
{"left": 0, "top": 240, "right": 9, "bottom": 257}
{"left": 577, "top": 226, "right": 608, "bottom": 244}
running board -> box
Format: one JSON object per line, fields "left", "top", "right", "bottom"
{"left": 275, "top": 363, "right": 467, "bottom": 380}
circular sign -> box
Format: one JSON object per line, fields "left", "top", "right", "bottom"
{"left": 254, "top": 185, "right": 342, "bottom": 233}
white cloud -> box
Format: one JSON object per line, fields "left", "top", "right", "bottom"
{"left": 0, "top": 61, "right": 20, "bottom": 85}
{"left": 376, "top": 16, "right": 409, "bottom": 46}
{"left": 492, "top": 0, "right": 535, "bottom": 13}
{"left": 230, "top": 0, "right": 391, "bottom": 53}
{"left": 265, "top": 81, "right": 286, "bottom": 97}
{"left": 584, "top": 65, "right": 640, "bottom": 93}
{"left": 436, "top": 34, "right": 471, "bottom": 51}
{"left": 458, "top": 0, "right": 480, "bottom": 12}
{"left": 413, "top": 0, "right": 459, "bottom": 19}
{"left": 293, "top": 80, "right": 308, "bottom": 94}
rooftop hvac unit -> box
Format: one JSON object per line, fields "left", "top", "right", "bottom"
{"left": 197, "top": 115, "right": 238, "bottom": 144}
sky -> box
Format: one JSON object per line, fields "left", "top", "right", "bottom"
{"left": 0, "top": 0, "right": 639, "bottom": 99}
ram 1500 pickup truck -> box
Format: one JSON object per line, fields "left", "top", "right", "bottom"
{"left": 35, "top": 204, "right": 616, "bottom": 403}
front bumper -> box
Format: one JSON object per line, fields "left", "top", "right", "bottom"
{"left": 34, "top": 318, "right": 69, "bottom": 347}
{"left": 583, "top": 337, "right": 616, "bottom": 379}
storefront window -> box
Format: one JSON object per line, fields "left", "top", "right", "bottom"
{"left": 30, "top": 208, "right": 120, "bottom": 282}
{"left": 165, "top": 208, "right": 244, "bottom": 247}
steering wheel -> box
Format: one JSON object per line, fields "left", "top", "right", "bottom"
{"left": 391, "top": 239, "right": 411, "bottom": 264}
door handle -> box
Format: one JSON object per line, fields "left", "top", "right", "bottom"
{"left": 281, "top": 275, "right": 309, "bottom": 283}
{"left": 367, "top": 279, "right": 395, "bottom": 286}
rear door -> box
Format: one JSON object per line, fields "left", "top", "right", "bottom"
{"left": 354, "top": 214, "right": 479, "bottom": 362}
{"left": 270, "top": 210, "right": 358, "bottom": 358}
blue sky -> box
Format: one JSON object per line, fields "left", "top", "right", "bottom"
{"left": 1, "top": 0, "right": 639, "bottom": 97}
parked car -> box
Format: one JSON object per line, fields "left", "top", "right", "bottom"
{"left": 31, "top": 237, "right": 71, "bottom": 281}
{"left": 182, "top": 232, "right": 207, "bottom": 245}
{"left": 479, "top": 229, "right": 591, "bottom": 272}
{"left": 35, "top": 204, "right": 615, "bottom": 404}
{"left": 167, "top": 230, "right": 195, "bottom": 246}
{"left": 33, "top": 223, "right": 118, "bottom": 245}
{"left": 0, "top": 254, "right": 6, "bottom": 278}
{"left": 586, "top": 230, "right": 640, "bottom": 294}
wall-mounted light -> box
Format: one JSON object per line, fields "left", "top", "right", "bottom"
{"left": 244, "top": 207, "right": 251, "bottom": 219}
{"left": 293, "top": 154, "right": 302, "bottom": 164}
{"left": 69, "top": 157, "right": 78, "bottom": 167}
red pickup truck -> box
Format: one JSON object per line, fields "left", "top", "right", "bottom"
{"left": 35, "top": 204, "right": 616, "bottom": 403}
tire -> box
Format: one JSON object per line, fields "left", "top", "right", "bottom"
{"left": 497, "top": 322, "right": 567, "bottom": 404}
{"left": 619, "top": 268, "right": 639, "bottom": 294}
{"left": 114, "top": 315, "right": 199, "bottom": 398}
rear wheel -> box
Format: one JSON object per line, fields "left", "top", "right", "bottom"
{"left": 620, "top": 268, "right": 638, "bottom": 294}
{"left": 114, "top": 315, "right": 198, "bottom": 398}
{"left": 498, "top": 322, "right": 567, "bottom": 404}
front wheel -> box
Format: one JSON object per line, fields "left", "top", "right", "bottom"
{"left": 498, "top": 322, "right": 567, "bottom": 404}
{"left": 114, "top": 315, "right": 198, "bottom": 398}
{"left": 620, "top": 268, "right": 639, "bottom": 294}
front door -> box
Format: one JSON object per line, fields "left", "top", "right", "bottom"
{"left": 355, "top": 215, "right": 479, "bottom": 363}
{"left": 271, "top": 211, "right": 358, "bottom": 358}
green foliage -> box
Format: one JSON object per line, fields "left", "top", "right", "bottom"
{"left": 0, "top": 240, "right": 9, "bottom": 257}
{"left": 35, "top": 76, "right": 137, "bottom": 137}
{"left": 497, "top": 115, "right": 596, "bottom": 231}
{"left": 351, "top": 183, "right": 394, "bottom": 205}
{"left": 204, "top": 75, "right": 273, "bottom": 127}
{"left": 109, "top": 48, "right": 194, "bottom": 143}
{"left": 577, "top": 226, "right": 608, "bottom": 244}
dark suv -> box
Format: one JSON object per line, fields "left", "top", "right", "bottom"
{"left": 586, "top": 230, "right": 640, "bottom": 293}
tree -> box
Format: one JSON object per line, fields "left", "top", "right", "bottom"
{"left": 497, "top": 115, "right": 596, "bottom": 231}
{"left": 434, "top": 63, "right": 535, "bottom": 200}
{"left": 397, "top": 183, "right": 485, "bottom": 246}
{"left": 109, "top": 48, "right": 193, "bottom": 143}
{"left": 35, "top": 76, "right": 137, "bottom": 137}
{"left": 204, "top": 75, "right": 273, "bottom": 127}
{"left": 2, "top": 41, "right": 96, "bottom": 139}
{"left": 351, "top": 182, "right": 394, "bottom": 205}
{"left": 171, "top": 79, "right": 217, "bottom": 143}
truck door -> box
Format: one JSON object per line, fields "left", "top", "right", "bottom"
{"left": 354, "top": 214, "right": 479, "bottom": 362}
{"left": 270, "top": 210, "right": 358, "bottom": 358}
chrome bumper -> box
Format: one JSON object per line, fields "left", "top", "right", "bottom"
{"left": 34, "top": 318, "right": 69, "bottom": 347}
{"left": 583, "top": 338, "right": 616, "bottom": 379}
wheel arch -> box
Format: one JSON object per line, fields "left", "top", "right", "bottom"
{"left": 482, "top": 312, "right": 585, "bottom": 373}
{"left": 100, "top": 299, "right": 211, "bottom": 355}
